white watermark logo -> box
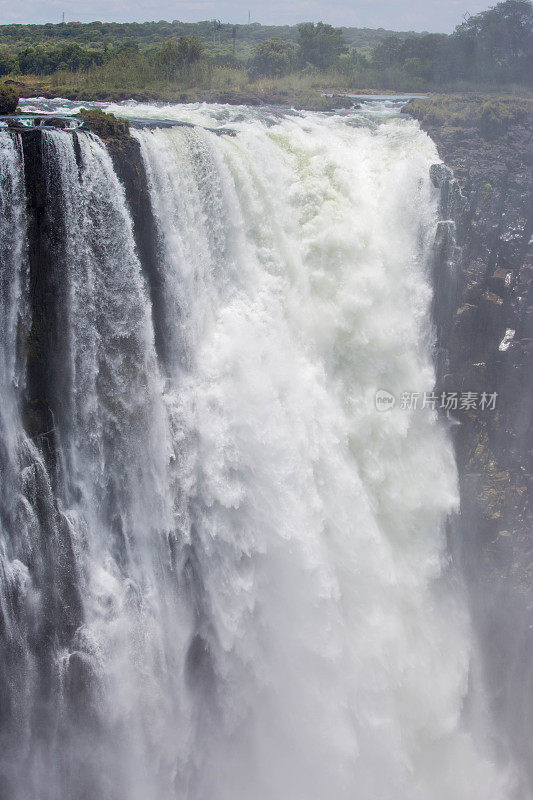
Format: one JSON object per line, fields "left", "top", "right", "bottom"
{"left": 375, "top": 390, "right": 498, "bottom": 412}
{"left": 375, "top": 389, "right": 396, "bottom": 412}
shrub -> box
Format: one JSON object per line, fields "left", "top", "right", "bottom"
{"left": 478, "top": 99, "right": 528, "bottom": 137}
{"left": 78, "top": 108, "right": 129, "bottom": 137}
{"left": 298, "top": 22, "right": 348, "bottom": 70}
{"left": 404, "top": 95, "right": 531, "bottom": 139}
{"left": 152, "top": 37, "right": 203, "bottom": 80}
{"left": 248, "top": 38, "right": 299, "bottom": 78}
{"left": 0, "top": 85, "right": 19, "bottom": 114}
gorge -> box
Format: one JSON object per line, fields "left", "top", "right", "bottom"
{"left": 0, "top": 97, "right": 530, "bottom": 800}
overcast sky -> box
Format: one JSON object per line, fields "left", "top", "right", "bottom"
{"left": 0, "top": 0, "right": 494, "bottom": 33}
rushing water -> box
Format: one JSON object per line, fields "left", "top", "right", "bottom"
{"left": 0, "top": 101, "right": 516, "bottom": 799}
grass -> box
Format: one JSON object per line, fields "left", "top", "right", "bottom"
{"left": 404, "top": 94, "right": 532, "bottom": 138}
{"left": 4, "top": 60, "right": 532, "bottom": 112}
{"left": 2, "top": 64, "right": 425, "bottom": 108}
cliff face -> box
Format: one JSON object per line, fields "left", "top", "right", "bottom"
{"left": 21, "top": 129, "right": 70, "bottom": 466}
{"left": 0, "top": 121, "right": 165, "bottom": 798}
{"left": 7, "top": 106, "right": 531, "bottom": 790}
{"left": 17, "top": 115, "right": 166, "bottom": 452}
{"left": 83, "top": 116, "right": 170, "bottom": 368}
{"left": 418, "top": 98, "right": 532, "bottom": 790}
{"left": 18, "top": 121, "right": 160, "bottom": 678}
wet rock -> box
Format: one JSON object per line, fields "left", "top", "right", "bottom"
{"left": 20, "top": 130, "right": 69, "bottom": 467}
{"left": 423, "top": 95, "right": 533, "bottom": 793}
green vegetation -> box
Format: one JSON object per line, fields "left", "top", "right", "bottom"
{"left": 0, "top": 19, "right": 417, "bottom": 61}
{"left": 404, "top": 94, "right": 531, "bottom": 138}
{"left": 152, "top": 37, "right": 203, "bottom": 79}
{"left": 0, "top": 1, "right": 530, "bottom": 103}
{"left": 370, "top": 0, "right": 532, "bottom": 86}
{"left": 78, "top": 108, "right": 129, "bottom": 137}
{"left": 0, "top": 85, "right": 18, "bottom": 113}
{"left": 297, "top": 23, "right": 348, "bottom": 70}
{"left": 248, "top": 38, "right": 299, "bottom": 78}
{"left": 0, "top": 43, "right": 103, "bottom": 75}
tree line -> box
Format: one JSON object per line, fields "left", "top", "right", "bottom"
{"left": 249, "top": 1, "right": 532, "bottom": 85}
{"left": 369, "top": 0, "right": 531, "bottom": 84}
{"left": 0, "top": 0, "right": 530, "bottom": 88}
{"left": 0, "top": 19, "right": 416, "bottom": 54}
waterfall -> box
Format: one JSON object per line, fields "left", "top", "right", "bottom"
{"left": 0, "top": 109, "right": 515, "bottom": 800}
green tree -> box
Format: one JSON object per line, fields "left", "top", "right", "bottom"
{"left": 370, "top": 35, "right": 403, "bottom": 69}
{"left": 0, "top": 48, "right": 16, "bottom": 76}
{"left": 452, "top": 0, "right": 532, "bottom": 82}
{"left": 248, "top": 38, "right": 299, "bottom": 78}
{"left": 336, "top": 48, "right": 369, "bottom": 77}
{"left": 297, "top": 22, "right": 347, "bottom": 70}
{"left": 153, "top": 36, "right": 203, "bottom": 80}
{"left": 16, "top": 47, "right": 54, "bottom": 75}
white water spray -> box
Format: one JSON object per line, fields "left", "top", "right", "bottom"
{"left": 0, "top": 105, "right": 515, "bottom": 799}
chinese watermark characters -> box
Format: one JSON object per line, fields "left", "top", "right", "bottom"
{"left": 375, "top": 389, "right": 498, "bottom": 412}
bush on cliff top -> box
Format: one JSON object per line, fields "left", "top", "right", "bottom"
{"left": 478, "top": 99, "right": 528, "bottom": 137}
{"left": 0, "top": 86, "right": 19, "bottom": 114}
{"left": 78, "top": 108, "right": 129, "bottom": 138}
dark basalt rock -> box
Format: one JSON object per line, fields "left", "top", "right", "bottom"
{"left": 16, "top": 111, "right": 230, "bottom": 384}
{"left": 417, "top": 97, "right": 532, "bottom": 791}
{"left": 76, "top": 110, "right": 235, "bottom": 368}
{"left": 80, "top": 113, "right": 171, "bottom": 369}
{"left": 17, "top": 126, "right": 84, "bottom": 662}
{"left": 20, "top": 129, "right": 70, "bottom": 468}
{"left": 0, "top": 114, "right": 83, "bottom": 131}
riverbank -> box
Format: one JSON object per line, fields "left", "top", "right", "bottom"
{"left": 4, "top": 72, "right": 532, "bottom": 112}
{"left": 1, "top": 75, "right": 360, "bottom": 111}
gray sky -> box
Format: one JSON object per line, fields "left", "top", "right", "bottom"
{"left": 0, "top": 0, "right": 494, "bottom": 33}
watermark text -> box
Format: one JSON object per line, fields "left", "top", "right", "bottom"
{"left": 375, "top": 390, "right": 498, "bottom": 412}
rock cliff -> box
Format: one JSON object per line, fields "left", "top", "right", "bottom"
{"left": 410, "top": 95, "right": 532, "bottom": 792}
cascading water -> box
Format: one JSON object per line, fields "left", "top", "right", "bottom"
{"left": 0, "top": 103, "right": 517, "bottom": 799}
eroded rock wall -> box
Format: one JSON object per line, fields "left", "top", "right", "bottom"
{"left": 425, "top": 106, "right": 532, "bottom": 791}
